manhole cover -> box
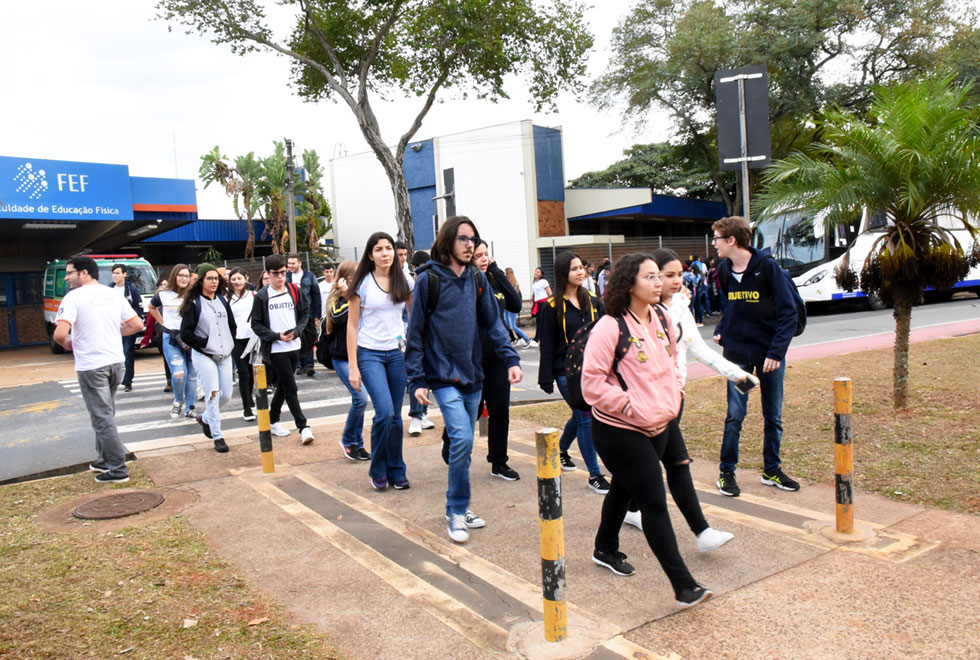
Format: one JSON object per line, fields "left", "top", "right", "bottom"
{"left": 73, "top": 491, "right": 166, "bottom": 520}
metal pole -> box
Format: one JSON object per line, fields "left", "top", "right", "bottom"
{"left": 833, "top": 378, "right": 854, "bottom": 533}
{"left": 737, "top": 78, "right": 751, "bottom": 220}
{"left": 705, "top": 234, "right": 710, "bottom": 257}
{"left": 551, "top": 240, "right": 556, "bottom": 280}
{"left": 607, "top": 237, "right": 612, "bottom": 262}
{"left": 536, "top": 427, "right": 566, "bottom": 642}
{"left": 285, "top": 138, "right": 298, "bottom": 254}
{"left": 658, "top": 235, "right": 663, "bottom": 249}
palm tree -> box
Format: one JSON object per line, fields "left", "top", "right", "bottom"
{"left": 199, "top": 148, "right": 262, "bottom": 259}
{"left": 758, "top": 76, "right": 980, "bottom": 408}
{"left": 297, "top": 149, "right": 332, "bottom": 252}
{"left": 256, "top": 143, "right": 288, "bottom": 254}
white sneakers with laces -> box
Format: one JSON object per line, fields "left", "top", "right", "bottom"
{"left": 269, "top": 422, "right": 290, "bottom": 437}
{"left": 300, "top": 426, "right": 315, "bottom": 445}
{"left": 696, "top": 527, "right": 734, "bottom": 553}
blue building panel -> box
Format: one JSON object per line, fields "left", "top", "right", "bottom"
{"left": 142, "top": 220, "right": 263, "bottom": 243}
{"left": 403, "top": 139, "right": 436, "bottom": 189}
{"left": 533, "top": 126, "right": 564, "bottom": 202}
{"left": 410, "top": 186, "right": 437, "bottom": 250}
{"left": 129, "top": 177, "right": 197, "bottom": 206}
{"left": 569, "top": 194, "right": 727, "bottom": 222}
{"left": 0, "top": 155, "right": 134, "bottom": 221}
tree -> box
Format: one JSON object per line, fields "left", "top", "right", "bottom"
{"left": 592, "top": 0, "right": 972, "bottom": 214}
{"left": 757, "top": 77, "right": 980, "bottom": 409}
{"left": 200, "top": 143, "right": 332, "bottom": 256}
{"left": 158, "top": 0, "right": 593, "bottom": 251}
{"left": 568, "top": 141, "right": 722, "bottom": 199}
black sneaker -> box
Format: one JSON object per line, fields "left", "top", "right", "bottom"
{"left": 588, "top": 475, "right": 611, "bottom": 494}
{"left": 491, "top": 463, "right": 520, "bottom": 481}
{"left": 592, "top": 549, "right": 635, "bottom": 576}
{"left": 195, "top": 414, "right": 212, "bottom": 439}
{"left": 307, "top": 368, "right": 316, "bottom": 378}
{"left": 95, "top": 471, "right": 130, "bottom": 484}
{"left": 163, "top": 384, "right": 173, "bottom": 393}
{"left": 213, "top": 438, "right": 229, "bottom": 453}
{"left": 123, "top": 383, "right": 132, "bottom": 392}
{"left": 559, "top": 451, "right": 577, "bottom": 471}
{"left": 675, "top": 584, "right": 713, "bottom": 608}
{"left": 761, "top": 468, "right": 801, "bottom": 491}
{"left": 88, "top": 462, "right": 110, "bottom": 474}
{"left": 717, "top": 471, "right": 741, "bottom": 497}
{"left": 341, "top": 442, "right": 370, "bottom": 462}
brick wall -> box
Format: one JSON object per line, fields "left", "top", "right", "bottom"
{"left": 537, "top": 201, "right": 566, "bottom": 237}
{"left": 16, "top": 305, "right": 48, "bottom": 343}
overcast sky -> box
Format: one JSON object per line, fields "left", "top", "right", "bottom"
{"left": 1, "top": 1, "right": 673, "bottom": 219}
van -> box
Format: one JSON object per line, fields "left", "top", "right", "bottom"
{"left": 44, "top": 254, "right": 159, "bottom": 354}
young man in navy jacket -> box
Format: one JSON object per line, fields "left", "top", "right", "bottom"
{"left": 711, "top": 215, "right": 800, "bottom": 497}
{"left": 405, "top": 216, "right": 522, "bottom": 543}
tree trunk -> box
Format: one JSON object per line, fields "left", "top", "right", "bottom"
{"left": 891, "top": 286, "right": 915, "bottom": 409}
{"left": 360, "top": 127, "right": 416, "bottom": 252}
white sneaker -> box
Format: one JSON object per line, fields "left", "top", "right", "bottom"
{"left": 169, "top": 402, "right": 183, "bottom": 420}
{"left": 197, "top": 387, "right": 205, "bottom": 401}
{"left": 269, "top": 422, "right": 290, "bottom": 437}
{"left": 420, "top": 414, "right": 435, "bottom": 430}
{"left": 526, "top": 339, "right": 538, "bottom": 348}
{"left": 408, "top": 417, "right": 422, "bottom": 436}
{"left": 623, "top": 510, "right": 643, "bottom": 531}
{"left": 445, "top": 510, "right": 485, "bottom": 529}
{"left": 447, "top": 514, "right": 470, "bottom": 543}
{"left": 696, "top": 527, "right": 734, "bottom": 553}
{"left": 300, "top": 426, "right": 315, "bottom": 445}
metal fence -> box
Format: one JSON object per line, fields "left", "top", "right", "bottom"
{"left": 536, "top": 235, "right": 714, "bottom": 284}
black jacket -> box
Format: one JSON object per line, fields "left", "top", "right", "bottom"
{"left": 480, "top": 262, "right": 523, "bottom": 362}
{"left": 250, "top": 284, "right": 311, "bottom": 363}
{"left": 327, "top": 296, "right": 351, "bottom": 362}
{"left": 538, "top": 290, "right": 602, "bottom": 387}
{"left": 179, "top": 294, "right": 237, "bottom": 356}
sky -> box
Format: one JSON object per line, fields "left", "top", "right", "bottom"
{"left": 1, "top": 1, "right": 670, "bottom": 220}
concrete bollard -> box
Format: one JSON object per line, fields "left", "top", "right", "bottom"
{"left": 535, "top": 427, "right": 566, "bottom": 642}
{"left": 833, "top": 377, "right": 853, "bottom": 534}
{"left": 254, "top": 363, "right": 275, "bottom": 473}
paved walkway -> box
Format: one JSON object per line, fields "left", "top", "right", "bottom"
{"left": 136, "top": 414, "right": 980, "bottom": 659}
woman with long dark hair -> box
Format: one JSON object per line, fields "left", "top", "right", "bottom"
{"left": 227, "top": 267, "right": 256, "bottom": 421}
{"left": 179, "top": 264, "right": 236, "bottom": 453}
{"left": 326, "top": 260, "right": 370, "bottom": 461}
{"left": 581, "top": 253, "right": 712, "bottom": 608}
{"left": 148, "top": 264, "right": 198, "bottom": 420}
{"left": 346, "top": 232, "right": 414, "bottom": 490}
{"left": 538, "top": 251, "right": 609, "bottom": 494}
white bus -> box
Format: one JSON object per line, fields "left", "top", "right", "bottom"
{"left": 754, "top": 209, "right": 980, "bottom": 309}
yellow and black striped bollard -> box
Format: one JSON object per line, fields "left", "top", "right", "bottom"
{"left": 535, "top": 427, "right": 566, "bottom": 642}
{"left": 254, "top": 363, "right": 275, "bottom": 473}
{"left": 833, "top": 377, "right": 853, "bottom": 533}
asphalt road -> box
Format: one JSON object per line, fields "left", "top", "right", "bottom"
{"left": 2, "top": 294, "right": 977, "bottom": 483}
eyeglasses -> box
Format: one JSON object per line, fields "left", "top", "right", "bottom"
{"left": 456, "top": 235, "right": 477, "bottom": 246}
{"left": 647, "top": 273, "right": 664, "bottom": 281}
{"left": 65, "top": 269, "right": 77, "bottom": 275}
{"left": 176, "top": 273, "right": 191, "bottom": 279}
{"left": 269, "top": 269, "right": 287, "bottom": 277}
{"left": 711, "top": 235, "right": 731, "bottom": 243}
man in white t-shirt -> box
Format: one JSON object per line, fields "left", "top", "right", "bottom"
{"left": 318, "top": 262, "right": 335, "bottom": 320}
{"left": 54, "top": 256, "right": 145, "bottom": 483}
{"left": 286, "top": 252, "right": 321, "bottom": 378}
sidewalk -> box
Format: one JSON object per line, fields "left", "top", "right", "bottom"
{"left": 135, "top": 415, "right": 980, "bottom": 659}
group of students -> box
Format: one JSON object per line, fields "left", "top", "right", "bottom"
{"left": 60, "top": 211, "right": 802, "bottom": 611}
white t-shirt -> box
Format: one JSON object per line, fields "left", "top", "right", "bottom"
{"left": 318, "top": 280, "right": 333, "bottom": 320}
{"left": 532, "top": 278, "right": 550, "bottom": 302}
{"left": 151, "top": 290, "right": 184, "bottom": 331}
{"left": 357, "top": 273, "right": 414, "bottom": 351}
{"left": 266, "top": 287, "right": 301, "bottom": 353}
{"left": 56, "top": 283, "right": 136, "bottom": 372}
{"left": 229, "top": 290, "right": 255, "bottom": 340}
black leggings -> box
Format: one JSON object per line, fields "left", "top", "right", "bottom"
{"left": 480, "top": 357, "right": 511, "bottom": 465}
{"left": 592, "top": 419, "right": 698, "bottom": 596}
{"left": 233, "top": 338, "right": 255, "bottom": 415}
{"left": 268, "top": 350, "right": 307, "bottom": 429}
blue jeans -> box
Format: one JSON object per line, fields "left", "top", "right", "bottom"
{"left": 334, "top": 360, "right": 368, "bottom": 448}
{"left": 555, "top": 375, "right": 602, "bottom": 477}
{"left": 503, "top": 310, "right": 531, "bottom": 342}
{"left": 357, "top": 347, "right": 407, "bottom": 482}
{"left": 121, "top": 334, "right": 136, "bottom": 386}
{"left": 719, "top": 359, "right": 786, "bottom": 473}
{"left": 193, "top": 351, "right": 233, "bottom": 440}
{"left": 408, "top": 384, "right": 427, "bottom": 420}
{"left": 433, "top": 386, "right": 482, "bottom": 516}
{"left": 697, "top": 285, "right": 711, "bottom": 316}
{"left": 162, "top": 336, "right": 198, "bottom": 407}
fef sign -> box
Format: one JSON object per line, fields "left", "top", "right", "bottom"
{"left": 0, "top": 155, "right": 134, "bottom": 221}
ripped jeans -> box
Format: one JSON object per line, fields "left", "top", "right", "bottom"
{"left": 192, "top": 350, "right": 233, "bottom": 440}
{"left": 162, "top": 335, "right": 198, "bottom": 408}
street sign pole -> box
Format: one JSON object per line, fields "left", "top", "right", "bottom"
{"left": 737, "top": 76, "right": 751, "bottom": 219}
{"left": 716, "top": 68, "right": 769, "bottom": 219}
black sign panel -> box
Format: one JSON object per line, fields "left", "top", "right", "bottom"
{"left": 715, "top": 65, "right": 771, "bottom": 171}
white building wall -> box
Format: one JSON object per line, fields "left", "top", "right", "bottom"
{"left": 328, "top": 150, "right": 398, "bottom": 262}
{"left": 435, "top": 121, "right": 537, "bottom": 296}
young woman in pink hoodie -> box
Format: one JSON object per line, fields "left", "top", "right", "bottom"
{"left": 581, "top": 253, "right": 713, "bottom": 609}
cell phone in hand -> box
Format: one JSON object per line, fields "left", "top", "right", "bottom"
{"left": 735, "top": 378, "right": 756, "bottom": 394}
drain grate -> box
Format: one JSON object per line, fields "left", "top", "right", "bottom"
{"left": 73, "top": 491, "right": 166, "bottom": 520}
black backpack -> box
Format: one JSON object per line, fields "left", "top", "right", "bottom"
{"left": 720, "top": 257, "right": 807, "bottom": 337}
{"left": 563, "top": 306, "right": 670, "bottom": 412}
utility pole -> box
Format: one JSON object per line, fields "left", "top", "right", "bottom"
{"left": 285, "top": 138, "right": 298, "bottom": 254}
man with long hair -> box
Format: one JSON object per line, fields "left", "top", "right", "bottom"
{"left": 406, "top": 216, "right": 522, "bottom": 543}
